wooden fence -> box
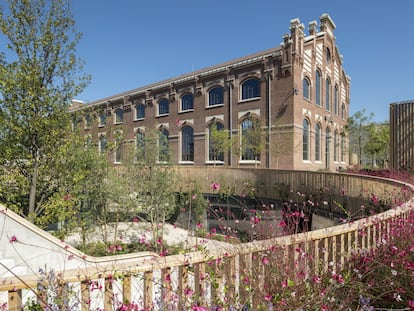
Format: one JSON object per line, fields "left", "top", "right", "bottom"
{"left": 1, "top": 168, "right": 413, "bottom": 310}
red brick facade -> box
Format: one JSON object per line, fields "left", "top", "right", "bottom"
{"left": 71, "top": 14, "right": 350, "bottom": 171}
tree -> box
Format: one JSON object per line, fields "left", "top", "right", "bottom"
{"left": 0, "top": 0, "right": 89, "bottom": 219}
{"left": 346, "top": 109, "right": 374, "bottom": 167}
{"left": 209, "top": 121, "right": 233, "bottom": 165}
{"left": 241, "top": 117, "right": 267, "bottom": 167}
{"left": 364, "top": 122, "right": 389, "bottom": 168}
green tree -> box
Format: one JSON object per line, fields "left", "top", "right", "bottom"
{"left": 0, "top": 0, "right": 90, "bottom": 219}
{"left": 209, "top": 121, "right": 233, "bottom": 165}
{"left": 241, "top": 117, "right": 267, "bottom": 167}
{"left": 346, "top": 109, "right": 374, "bottom": 167}
{"left": 103, "top": 129, "right": 177, "bottom": 252}
{"left": 364, "top": 122, "right": 389, "bottom": 168}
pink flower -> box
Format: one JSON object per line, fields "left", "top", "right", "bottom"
{"left": 184, "top": 287, "right": 194, "bottom": 296}
{"left": 157, "top": 238, "right": 162, "bottom": 245}
{"left": 313, "top": 275, "right": 322, "bottom": 283}
{"left": 211, "top": 182, "right": 220, "bottom": 191}
{"left": 261, "top": 256, "right": 269, "bottom": 265}
{"left": 192, "top": 306, "right": 208, "bottom": 311}
{"left": 192, "top": 194, "right": 197, "bottom": 200}
{"left": 9, "top": 235, "right": 17, "bottom": 243}
{"left": 264, "top": 294, "right": 272, "bottom": 301}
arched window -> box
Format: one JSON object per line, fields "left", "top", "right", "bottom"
{"left": 326, "top": 47, "right": 331, "bottom": 63}
{"left": 303, "top": 77, "right": 310, "bottom": 100}
{"left": 325, "top": 78, "right": 331, "bottom": 111}
{"left": 135, "top": 104, "right": 145, "bottom": 119}
{"left": 159, "top": 128, "right": 169, "bottom": 162}
{"left": 334, "top": 130, "right": 339, "bottom": 162}
{"left": 241, "top": 78, "right": 260, "bottom": 100}
{"left": 241, "top": 117, "right": 261, "bottom": 161}
{"left": 158, "top": 98, "right": 169, "bottom": 116}
{"left": 341, "top": 103, "right": 346, "bottom": 119}
{"left": 136, "top": 130, "right": 145, "bottom": 160}
{"left": 325, "top": 128, "right": 331, "bottom": 167}
{"left": 341, "top": 133, "right": 345, "bottom": 162}
{"left": 315, "top": 70, "right": 321, "bottom": 106}
{"left": 208, "top": 86, "right": 224, "bottom": 106}
{"left": 334, "top": 85, "right": 339, "bottom": 115}
{"left": 115, "top": 136, "right": 123, "bottom": 164}
{"left": 99, "top": 113, "right": 106, "bottom": 127}
{"left": 315, "top": 123, "right": 321, "bottom": 161}
{"left": 182, "top": 126, "right": 194, "bottom": 162}
{"left": 303, "top": 119, "right": 310, "bottom": 161}
{"left": 115, "top": 109, "right": 123, "bottom": 124}
{"left": 208, "top": 122, "right": 225, "bottom": 162}
{"left": 99, "top": 135, "right": 106, "bottom": 153}
{"left": 85, "top": 114, "right": 92, "bottom": 129}
{"left": 181, "top": 93, "right": 194, "bottom": 111}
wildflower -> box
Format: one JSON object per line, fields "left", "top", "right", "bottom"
{"left": 261, "top": 256, "right": 269, "bottom": 265}
{"left": 9, "top": 235, "right": 17, "bottom": 243}
{"left": 313, "top": 275, "right": 322, "bottom": 284}
{"left": 184, "top": 287, "right": 194, "bottom": 296}
{"left": 264, "top": 294, "right": 272, "bottom": 301}
{"left": 157, "top": 237, "right": 162, "bottom": 245}
{"left": 211, "top": 182, "right": 220, "bottom": 191}
{"left": 192, "top": 194, "right": 197, "bottom": 200}
{"left": 391, "top": 269, "right": 398, "bottom": 276}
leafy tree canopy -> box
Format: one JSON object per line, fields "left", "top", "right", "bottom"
{"left": 0, "top": 0, "right": 90, "bottom": 218}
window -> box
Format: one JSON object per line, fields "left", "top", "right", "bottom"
{"left": 182, "top": 126, "right": 194, "bottom": 162}
{"left": 181, "top": 93, "right": 194, "bottom": 111}
{"left": 315, "top": 123, "right": 321, "bottom": 161}
{"left": 334, "top": 85, "right": 339, "bottom": 115}
{"left": 158, "top": 98, "right": 169, "bottom": 116}
{"left": 136, "top": 131, "right": 145, "bottom": 160}
{"left": 159, "top": 128, "right": 169, "bottom": 162}
{"left": 325, "top": 78, "right": 331, "bottom": 111}
{"left": 115, "top": 136, "right": 123, "bottom": 163}
{"left": 325, "top": 128, "right": 331, "bottom": 167}
{"left": 326, "top": 47, "right": 331, "bottom": 63}
{"left": 334, "top": 130, "right": 339, "bottom": 162}
{"left": 303, "top": 78, "right": 310, "bottom": 100}
{"left": 303, "top": 119, "right": 310, "bottom": 161}
{"left": 241, "top": 78, "right": 260, "bottom": 100}
{"left": 208, "top": 86, "right": 224, "bottom": 106}
{"left": 99, "top": 113, "right": 106, "bottom": 127}
{"left": 135, "top": 104, "right": 145, "bottom": 119}
{"left": 315, "top": 70, "right": 321, "bottom": 106}
{"left": 208, "top": 122, "right": 225, "bottom": 162}
{"left": 99, "top": 135, "right": 107, "bottom": 153}
{"left": 341, "top": 103, "right": 346, "bottom": 119}
{"left": 341, "top": 133, "right": 345, "bottom": 162}
{"left": 115, "top": 109, "right": 123, "bottom": 124}
{"left": 85, "top": 114, "right": 92, "bottom": 129}
{"left": 241, "top": 118, "right": 260, "bottom": 161}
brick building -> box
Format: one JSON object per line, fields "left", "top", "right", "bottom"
{"left": 71, "top": 13, "right": 350, "bottom": 171}
{"left": 390, "top": 100, "right": 414, "bottom": 170}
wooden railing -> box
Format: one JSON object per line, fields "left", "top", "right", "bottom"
{"left": 1, "top": 169, "right": 413, "bottom": 310}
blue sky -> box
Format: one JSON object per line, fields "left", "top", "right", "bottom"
{"left": 68, "top": 1, "right": 414, "bottom": 122}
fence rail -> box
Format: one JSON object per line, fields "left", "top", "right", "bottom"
{"left": 1, "top": 168, "right": 413, "bottom": 310}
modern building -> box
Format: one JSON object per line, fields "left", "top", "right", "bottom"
{"left": 71, "top": 13, "right": 350, "bottom": 171}
{"left": 390, "top": 100, "right": 414, "bottom": 170}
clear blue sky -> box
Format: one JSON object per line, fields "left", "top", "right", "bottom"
{"left": 69, "top": 0, "right": 414, "bottom": 122}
